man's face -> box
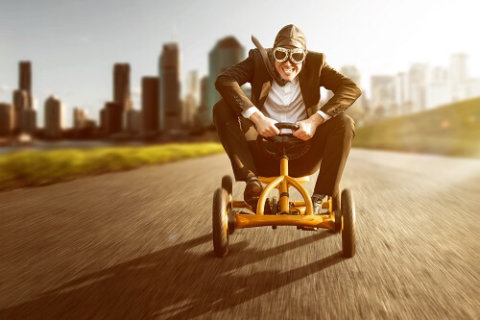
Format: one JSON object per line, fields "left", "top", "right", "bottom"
{"left": 273, "top": 46, "right": 304, "bottom": 82}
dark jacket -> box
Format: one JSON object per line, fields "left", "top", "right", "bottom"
{"left": 215, "top": 48, "right": 362, "bottom": 118}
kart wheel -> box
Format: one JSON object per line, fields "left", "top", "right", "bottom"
{"left": 334, "top": 209, "right": 342, "bottom": 233}
{"left": 212, "top": 188, "right": 230, "bottom": 257}
{"left": 333, "top": 195, "right": 341, "bottom": 233}
{"left": 221, "top": 175, "right": 233, "bottom": 194}
{"left": 341, "top": 189, "right": 356, "bottom": 258}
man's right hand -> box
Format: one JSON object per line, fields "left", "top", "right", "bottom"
{"left": 249, "top": 111, "right": 280, "bottom": 138}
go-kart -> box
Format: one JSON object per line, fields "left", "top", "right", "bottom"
{"left": 212, "top": 122, "right": 356, "bottom": 258}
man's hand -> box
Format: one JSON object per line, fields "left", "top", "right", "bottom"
{"left": 249, "top": 112, "right": 280, "bottom": 138}
{"left": 293, "top": 113, "right": 325, "bottom": 141}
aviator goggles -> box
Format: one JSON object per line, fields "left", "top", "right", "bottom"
{"left": 273, "top": 47, "right": 307, "bottom": 64}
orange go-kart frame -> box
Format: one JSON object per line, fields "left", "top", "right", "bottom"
{"left": 212, "top": 122, "right": 355, "bottom": 259}
{"left": 231, "top": 157, "right": 337, "bottom": 231}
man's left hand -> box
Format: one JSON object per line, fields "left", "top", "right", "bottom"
{"left": 293, "top": 113, "right": 325, "bottom": 141}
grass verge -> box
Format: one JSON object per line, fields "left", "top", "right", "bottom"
{"left": 353, "top": 97, "right": 480, "bottom": 158}
{"left": 0, "top": 143, "right": 224, "bottom": 192}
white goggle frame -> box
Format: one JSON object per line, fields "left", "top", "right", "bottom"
{"left": 273, "top": 47, "right": 307, "bottom": 64}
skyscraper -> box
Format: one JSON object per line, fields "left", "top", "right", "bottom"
{"left": 73, "top": 107, "right": 95, "bottom": 129}
{"left": 394, "top": 72, "right": 411, "bottom": 115}
{"left": 426, "top": 66, "right": 450, "bottom": 109}
{"left": 0, "top": 103, "right": 15, "bottom": 136}
{"left": 125, "top": 109, "right": 142, "bottom": 134}
{"left": 183, "top": 70, "right": 200, "bottom": 128}
{"left": 12, "top": 89, "right": 29, "bottom": 132}
{"left": 19, "top": 61, "right": 33, "bottom": 108}
{"left": 449, "top": 53, "right": 468, "bottom": 101}
{"left": 409, "top": 63, "right": 429, "bottom": 113}
{"left": 208, "top": 36, "right": 245, "bottom": 125}
{"left": 113, "top": 63, "right": 133, "bottom": 112}
{"left": 73, "top": 107, "right": 96, "bottom": 137}
{"left": 194, "top": 76, "right": 210, "bottom": 129}
{"left": 159, "top": 43, "right": 181, "bottom": 133}
{"left": 141, "top": 76, "right": 159, "bottom": 136}
{"left": 44, "top": 95, "right": 64, "bottom": 138}
{"left": 21, "top": 109, "right": 36, "bottom": 135}
{"left": 13, "top": 61, "right": 37, "bottom": 134}
{"left": 104, "top": 102, "right": 123, "bottom": 134}
{"left": 370, "top": 75, "right": 395, "bottom": 117}
{"left": 99, "top": 63, "right": 133, "bottom": 135}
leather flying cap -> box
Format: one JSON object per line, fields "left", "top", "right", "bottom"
{"left": 273, "top": 24, "right": 306, "bottom": 50}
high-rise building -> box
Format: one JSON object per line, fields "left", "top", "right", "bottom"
{"left": 159, "top": 43, "right": 182, "bottom": 133}
{"left": 394, "top": 72, "right": 410, "bottom": 115}
{"left": 194, "top": 76, "right": 210, "bottom": 129}
{"left": 426, "top": 66, "right": 450, "bottom": 109}
{"left": 104, "top": 102, "right": 123, "bottom": 134}
{"left": 449, "top": 53, "right": 469, "bottom": 101}
{"left": 183, "top": 96, "right": 196, "bottom": 129}
{"left": 13, "top": 89, "right": 29, "bottom": 132}
{"left": 187, "top": 71, "right": 200, "bottom": 100}
{"left": 73, "top": 107, "right": 90, "bottom": 129}
{"left": 371, "top": 75, "right": 396, "bottom": 117}
{"left": 183, "top": 70, "right": 200, "bottom": 127}
{"left": 19, "top": 61, "right": 33, "bottom": 108}
{"left": 141, "top": 76, "right": 159, "bottom": 136}
{"left": 0, "top": 103, "right": 15, "bottom": 136}
{"left": 73, "top": 107, "right": 96, "bottom": 137}
{"left": 21, "top": 109, "right": 36, "bottom": 134}
{"left": 125, "top": 109, "right": 142, "bottom": 134}
{"left": 13, "top": 61, "right": 36, "bottom": 134}
{"left": 208, "top": 36, "right": 245, "bottom": 125}
{"left": 200, "top": 76, "right": 209, "bottom": 110}
{"left": 113, "top": 63, "right": 135, "bottom": 133}
{"left": 409, "top": 63, "right": 429, "bottom": 113}
{"left": 99, "top": 109, "right": 106, "bottom": 132}
{"left": 113, "top": 63, "right": 133, "bottom": 111}
{"left": 101, "top": 63, "right": 134, "bottom": 134}
{"left": 44, "top": 95, "right": 64, "bottom": 138}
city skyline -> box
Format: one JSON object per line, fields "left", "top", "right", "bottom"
{"left": 1, "top": 0, "right": 479, "bottom": 126}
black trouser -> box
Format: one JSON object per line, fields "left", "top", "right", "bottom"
{"left": 213, "top": 99, "right": 354, "bottom": 199}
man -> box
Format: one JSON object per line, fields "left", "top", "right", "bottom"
{"left": 213, "top": 24, "right": 361, "bottom": 213}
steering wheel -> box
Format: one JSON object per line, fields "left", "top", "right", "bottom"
{"left": 274, "top": 122, "right": 300, "bottom": 132}
{"left": 257, "top": 122, "right": 310, "bottom": 160}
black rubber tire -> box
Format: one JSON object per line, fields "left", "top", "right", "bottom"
{"left": 212, "top": 188, "right": 230, "bottom": 257}
{"left": 334, "top": 209, "right": 342, "bottom": 233}
{"left": 341, "top": 189, "right": 356, "bottom": 258}
{"left": 221, "top": 175, "right": 233, "bottom": 194}
{"left": 333, "top": 194, "right": 342, "bottom": 233}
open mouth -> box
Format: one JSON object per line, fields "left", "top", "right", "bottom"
{"left": 282, "top": 67, "right": 295, "bottom": 75}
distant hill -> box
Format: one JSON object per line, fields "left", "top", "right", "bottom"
{"left": 353, "top": 97, "right": 480, "bottom": 158}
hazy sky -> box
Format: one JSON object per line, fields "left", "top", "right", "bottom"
{"left": 0, "top": 0, "right": 479, "bottom": 126}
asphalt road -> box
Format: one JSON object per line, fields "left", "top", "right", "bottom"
{"left": 0, "top": 149, "right": 479, "bottom": 319}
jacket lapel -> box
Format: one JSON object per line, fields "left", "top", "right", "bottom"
{"left": 258, "top": 80, "right": 272, "bottom": 109}
{"left": 298, "top": 68, "right": 312, "bottom": 116}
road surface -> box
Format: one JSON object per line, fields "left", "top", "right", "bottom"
{"left": 0, "top": 149, "right": 479, "bottom": 319}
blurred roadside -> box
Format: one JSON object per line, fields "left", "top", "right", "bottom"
{"left": 351, "top": 97, "right": 480, "bottom": 159}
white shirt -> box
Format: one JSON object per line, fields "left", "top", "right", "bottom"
{"left": 241, "top": 78, "right": 331, "bottom": 122}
